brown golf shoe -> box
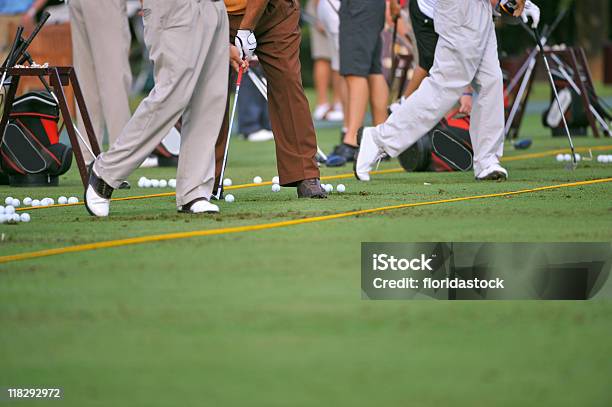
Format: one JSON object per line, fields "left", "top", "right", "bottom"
{"left": 297, "top": 178, "right": 327, "bottom": 199}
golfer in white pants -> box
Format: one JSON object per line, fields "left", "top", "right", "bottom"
{"left": 355, "top": 0, "right": 539, "bottom": 181}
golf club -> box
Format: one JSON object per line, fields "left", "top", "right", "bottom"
{"left": 216, "top": 65, "right": 244, "bottom": 200}
{"left": 530, "top": 24, "right": 577, "bottom": 169}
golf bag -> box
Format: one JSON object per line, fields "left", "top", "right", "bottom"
{"left": 0, "top": 91, "right": 72, "bottom": 186}
{"left": 542, "top": 79, "right": 589, "bottom": 137}
{"left": 398, "top": 111, "right": 473, "bottom": 172}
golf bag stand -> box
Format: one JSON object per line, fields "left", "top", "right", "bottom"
{"left": 0, "top": 67, "right": 101, "bottom": 188}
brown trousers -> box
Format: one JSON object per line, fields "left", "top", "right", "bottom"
{"left": 215, "top": 0, "right": 320, "bottom": 187}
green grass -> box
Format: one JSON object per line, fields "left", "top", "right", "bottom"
{"left": 1, "top": 91, "right": 612, "bottom": 406}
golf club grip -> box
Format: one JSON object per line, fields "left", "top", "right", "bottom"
{"left": 15, "top": 11, "right": 51, "bottom": 65}
{"left": 2, "top": 26, "right": 24, "bottom": 68}
{"left": 236, "top": 66, "right": 244, "bottom": 87}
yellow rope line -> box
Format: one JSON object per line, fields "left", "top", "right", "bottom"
{"left": 14, "top": 144, "right": 612, "bottom": 212}
{"left": 2, "top": 177, "right": 610, "bottom": 265}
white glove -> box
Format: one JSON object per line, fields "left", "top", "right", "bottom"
{"left": 234, "top": 29, "right": 257, "bottom": 60}
{"left": 521, "top": 1, "right": 540, "bottom": 28}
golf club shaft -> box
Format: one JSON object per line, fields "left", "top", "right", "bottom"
{"left": 533, "top": 27, "right": 576, "bottom": 163}
{"left": 216, "top": 66, "right": 244, "bottom": 200}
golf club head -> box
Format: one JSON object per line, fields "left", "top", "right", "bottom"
{"left": 564, "top": 154, "right": 578, "bottom": 171}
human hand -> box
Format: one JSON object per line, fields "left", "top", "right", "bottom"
{"left": 230, "top": 44, "right": 249, "bottom": 72}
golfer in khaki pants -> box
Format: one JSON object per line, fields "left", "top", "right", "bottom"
{"left": 69, "top": 0, "right": 132, "bottom": 164}
{"left": 85, "top": 0, "right": 230, "bottom": 216}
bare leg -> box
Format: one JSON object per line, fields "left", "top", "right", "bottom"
{"left": 343, "top": 75, "right": 369, "bottom": 146}
{"left": 333, "top": 71, "right": 349, "bottom": 129}
{"left": 313, "top": 59, "right": 332, "bottom": 108}
{"left": 368, "top": 73, "right": 389, "bottom": 125}
{"left": 403, "top": 65, "right": 429, "bottom": 98}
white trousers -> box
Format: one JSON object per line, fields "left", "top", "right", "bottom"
{"left": 373, "top": 0, "right": 505, "bottom": 176}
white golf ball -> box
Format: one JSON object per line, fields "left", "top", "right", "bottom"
{"left": 272, "top": 176, "right": 280, "bottom": 184}
{"left": 224, "top": 194, "right": 235, "bottom": 203}
{"left": 23, "top": 197, "right": 32, "bottom": 206}
{"left": 150, "top": 179, "right": 160, "bottom": 188}
{"left": 31, "top": 199, "right": 41, "bottom": 207}
{"left": 20, "top": 213, "right": 31, "bottom": 223}
{"left": 138, "top": 178, "right": 146, "bottom": 188}
{"left": 253, "top": 176, "right": 263, "bottom": 184}
{"left": 597, "top": 155, "right": 604, "bottom": 163}
{"left": 44, "top": 198, "right": 55, "bottom": 206}
{"left": 223, "top": 178, "right": 233, "bottom": 187}
{"left": 575, "top": 154, "right": 581, "bottom": 162}
{"left": 168, "top": 179, "right": 177, "bottom": 188}
{"left": 68, "top": 197, "right": 79, "bottom": 204}
{"left": 5, "top": 196, "right": 13, "bottom": 205}
{"left": 556, "top": 153, "right": 564, "bottom": 162}
{"left": 0, "top": 205, "right": 4, "bottom": 214}
{"left": 326, "top": 184, "right": 334, "bottom": 192}
{"left": 9, "top": 214, "right": 20, "bottom": 224}
{"left": 58, "top": 196, "right": 68, "bottom": 205}
{"left": 143, "top": 179, "right": 152, "bottom": 188}
{"left": 271, "top": 183, "right": 281, "bottom": 192}
{"left": 159, "top": 179, "right": 168, "bottom": 188}
{"left": 337, "top": 184, "right": 346, "bottom": 193}
{"left": 0, "top": 214, "right": 7, "bottom": 224}
{"left": 40, "top": 199, "right": 50, "bottom": 206}
{"left": 600, "top": 155, "right": 609, "bottom": 163}
{"left": 5, "top": 205, "right": 15, "bottom": 215}
{"left": 563, "top": 154, "right": 572, "bottom": 162}
{"left": 11, "top": 198, "right": 20, "bottom": 207}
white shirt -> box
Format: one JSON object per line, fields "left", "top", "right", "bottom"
{"left": 417, "top": 0, "right": 436, "bottom": 19}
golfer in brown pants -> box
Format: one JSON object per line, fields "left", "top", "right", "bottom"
{"left": 216, "top": 0, "right": 327, "bottom": 198}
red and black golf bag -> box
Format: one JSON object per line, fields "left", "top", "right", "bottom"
{"left": 0, "top": 91, "right": 72, "bottom": 186}
{"left": 398, "top": 110, "right": 473, "bottom": 172}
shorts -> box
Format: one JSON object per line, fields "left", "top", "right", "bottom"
{"left": 339, "top": 0, "right": 385, "bottom": 77}
{"left": 307, "top": 0, "right": 332, "bottom": 60}
{"left": 318, "top": 0, "right": 340, "bottom": 70}
{"left": 409, "top": 0, "right": 438, "bottom": 72}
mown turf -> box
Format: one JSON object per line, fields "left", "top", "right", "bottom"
{"left": 1, "top": 95, "right": 611, "bottom": 406}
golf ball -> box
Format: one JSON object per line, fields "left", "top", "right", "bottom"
{"left": 143, "top": 179, "right": 152, "bottom": 188}
{"left": 253, "top": 176, "right": 263, "bottom": 184}
{"left": 68, "top": 197, "right": 79, "bottom": 204}
{"left": 556, "top": 154, "right": 564, "bottom": 162}
{"left": 224, "top": 194, "right": 235, "bottom": 203}
{"left": 23, "top": 197, "right": 32, "bottom": 206}
{"left": 9, "top": 214, "right": 20, "bottom": 224}
{"left": 31, "top": 199, "right": 41, "bottom": 207}
{"left": 138, "top": 178, "right": 146, "bottom": 188}
{"left": 272, "top": 176, "right": 280, "bottom": 184}
{"left": 575, "top": 154, "right": 581, "bottom": 162}
{"left": 150, "top": 179, "right": 160, "bottom": 188}
{"left": 58, "top": 196, "right": 68, "bottom": 205}
{"left": 5, "top": 205, "right": 15, "bottom": 215}
{"left": 271, "top": 183, "right": 281, "bottom": 192}
{"left": 5, "top": 196, "right": 13, "bottom": 205}
{"left": 20, "top": 213, "right": 31, "bottom": 223}
{"left": 223, "top": 178, "right": 233, "bottom": 187}
{"left": 600, "top": 155, "right": 609, "bottom": 163}
{"left": 45, "top": 198, "right": 55, "bottom": 206}
{"left": 169, "top": 179, "right": 177, "bottom": 188}
{"left": 159, "top": 179, "right": 168, "bottom": 188}
{"left": 0, "top": 215, "right": 7, "bottom": 224}
{"left": 11, "top": 198, "right": 20, "bottom": 207}
{"left": 337, "top": 184, "right": 346, "bottom": 193}
{"left": 597, "top": 155, "right": 603, "bottom": 162}
{"left": 563, "top": 154, "right": 572, "bottom": 162}
{"left": 0, "top": 205, "right": 4, "bottom": 214}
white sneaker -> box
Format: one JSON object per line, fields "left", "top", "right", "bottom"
{"left": 246, "top": 129, "right": 274, "bottom": 142}
{"left": 178, "top": 199, "right": 219, "bottom": 214}
{"left": 312, "top": 103, "right": 330, "bottom": 121}
{"left": 326, "top": 104, "right": 344, "bottom": 122}
{"left": 84, "top": 167, "right": 113, "bottom": 217}
{"left": 476, "top": 163, "right": 508, "bottom": 181}
{"left": 354, "top": 127, "right": 386, "bottom": 181}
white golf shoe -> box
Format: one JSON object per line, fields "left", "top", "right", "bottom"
{"left": 178, "top": 198, "right": 220, "bottom": 214}
{"left": 354, "top": 127, "right": 386, "bottom": 181}
{"left": 84, "top": 167, "right": 113, "bottom": 217}
{"left": 476, "top": 163, "right": 508, "bottom": 181}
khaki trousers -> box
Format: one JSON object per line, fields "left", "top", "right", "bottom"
{"left": 215, "top": 0, "right": 320, "bottom": 187}
{"left": 96, "top": 0, "right": 229, "bottom": 206}
{"left": 69, "top": 0, "right": 132, "bottom": 163}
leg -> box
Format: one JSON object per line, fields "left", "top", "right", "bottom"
{"left": 69, "top": 0, "right": 104, "bottom": 163}
{"left": 253, "top": 0, "right": 320, "bottom": 186}
{"left": 80, "top": 0, "right": 132, "bottom": 147}
{"left": 470, "top": 20, "right": 506, "bottom": 177}
{"left": 312, "top": 58, "right": 332, "bottom": 117}
{"left": 176, "top": 1, "right": 229, "bottom": 206}
{"left": 368, "top": 73, "right": 389, "bottom": 125}
{"left": 403, "top": 65, "right": 429, "bottom": 97}
{"left": 343, "top": 75, "right": 369, "bottom": 146}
